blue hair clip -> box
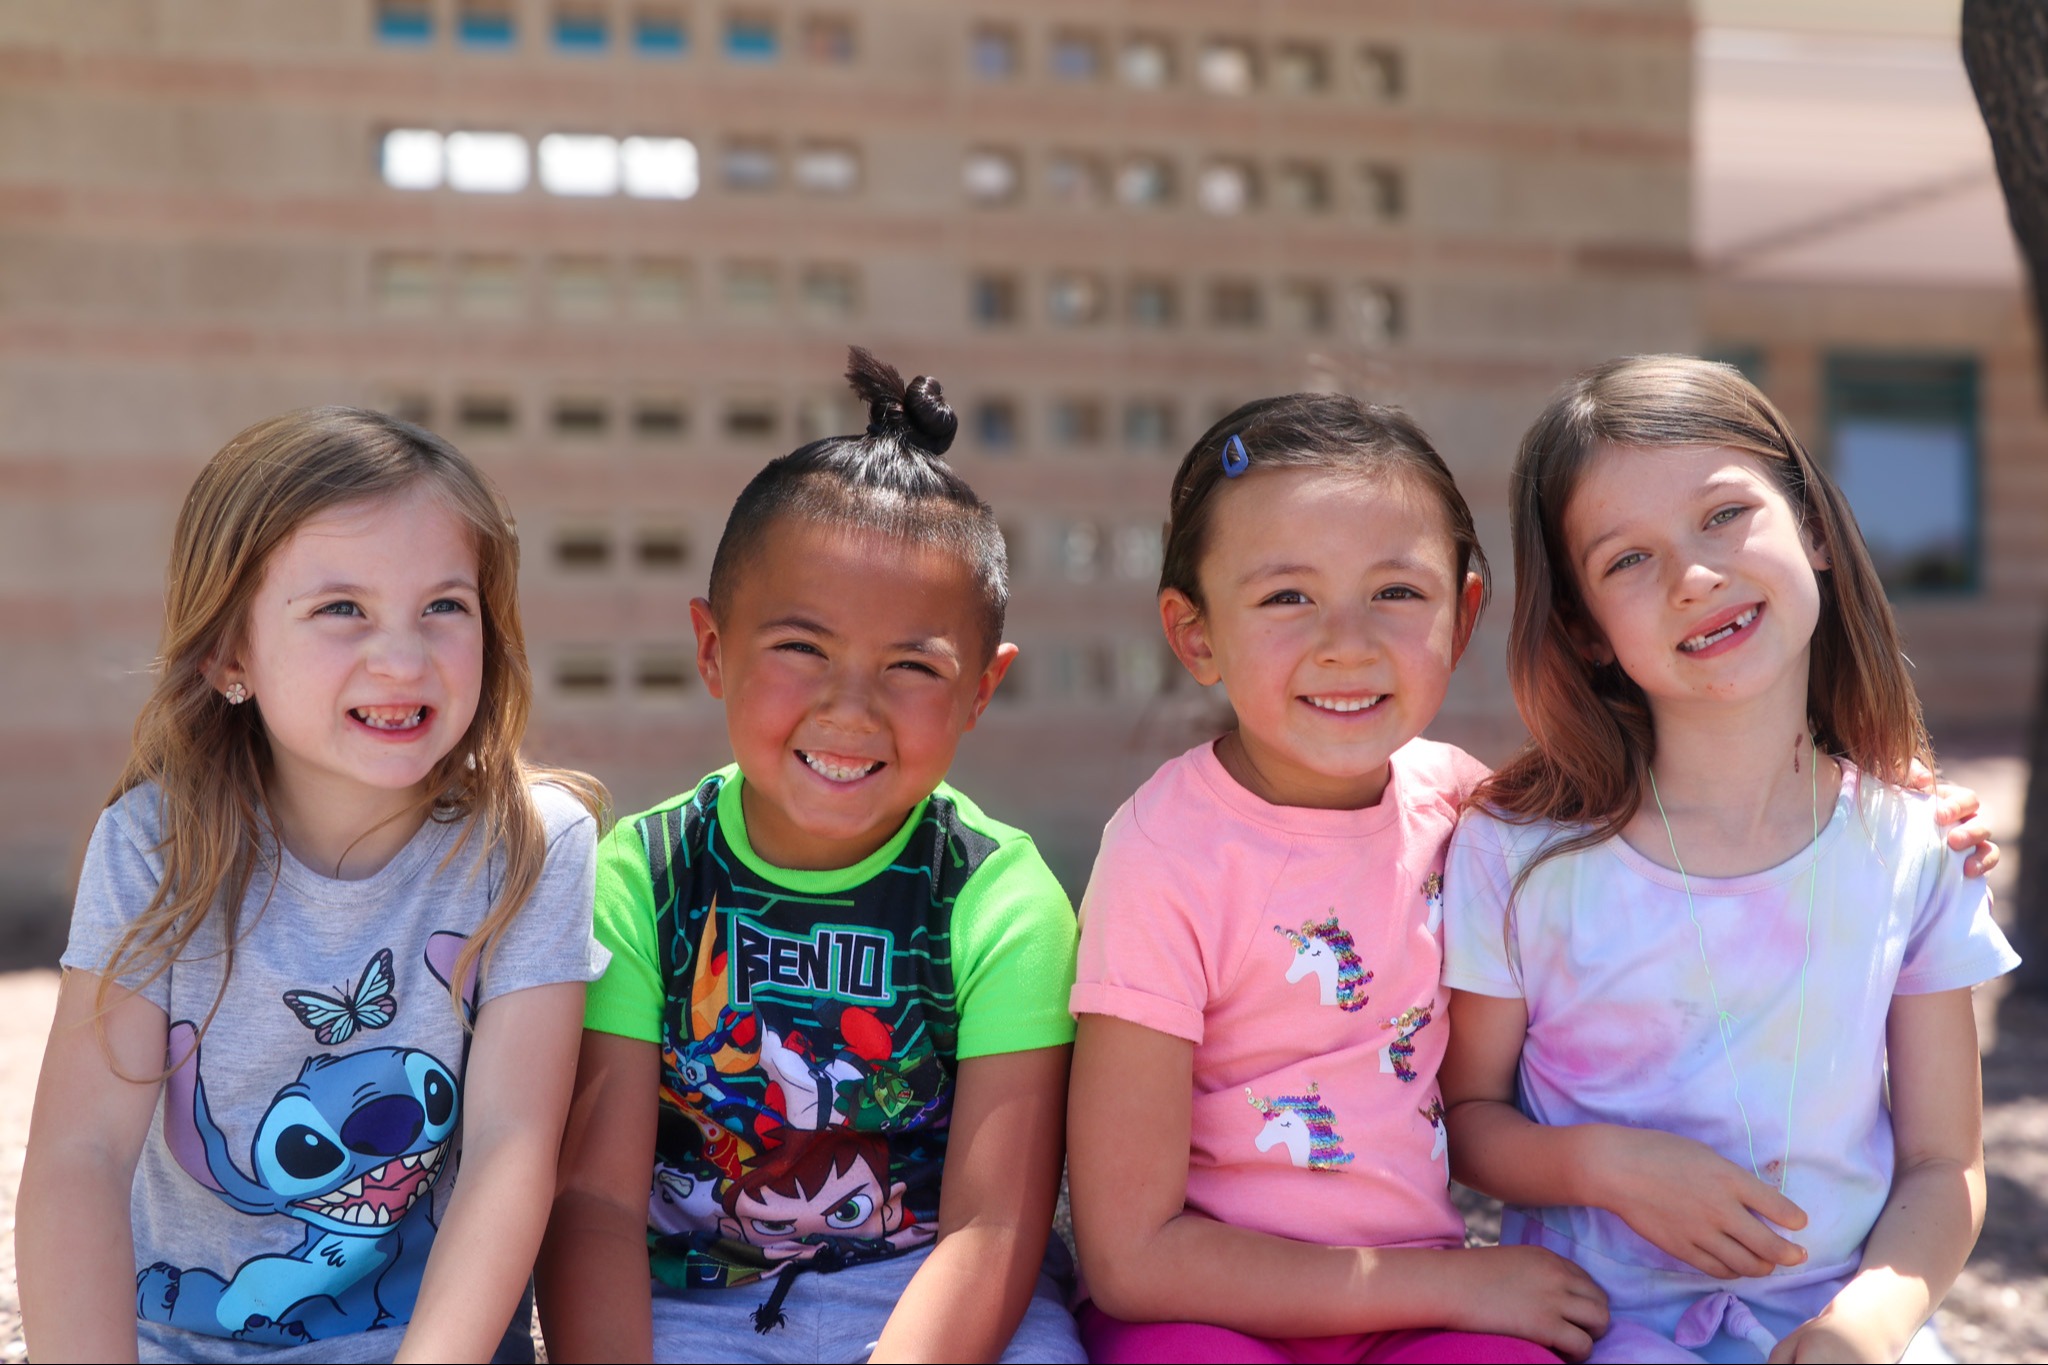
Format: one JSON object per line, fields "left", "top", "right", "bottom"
{"left": 1222, "top": 433, "right": 1250, "bottom": 478}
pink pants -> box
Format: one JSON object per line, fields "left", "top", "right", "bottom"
{"left": 1079, "top": 1303, "right": 1562, "bottom": 1365}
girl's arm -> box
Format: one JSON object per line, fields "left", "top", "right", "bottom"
{"left": 1442, "top": 989, "right": 1810, "bottom": 1281}
{"left": 534, "top": 1029, "right": 660, "bottom": 1364}
{"left": 1068, "top": 1014, "right": 1608, "bottom": 1357}
{"left": 395, "top": 981, "right": 585, "bottom": 1364}
{"left": 871, "top": 1044, "right": 1070, "bottom": 1363}
{"left": 1767, "top": 988, "right": 1985, "bottom": 1364}
{"left": 17, "top": 972, "right": 167, "bottom": 1364}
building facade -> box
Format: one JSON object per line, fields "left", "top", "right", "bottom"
{"left": 0, "top": 0, "right": 1696, "bottom": 917}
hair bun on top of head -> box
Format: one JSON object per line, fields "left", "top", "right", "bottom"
{"left": 846, "top": 346, "right": 957, "bottom": 457}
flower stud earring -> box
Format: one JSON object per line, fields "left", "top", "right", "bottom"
{"left": 224, "top": 682, "right": 249, "bottom": 705}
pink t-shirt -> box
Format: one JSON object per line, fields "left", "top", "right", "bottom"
{"left": 1072, "top": 738, "right": 1485, "bottom": 1251}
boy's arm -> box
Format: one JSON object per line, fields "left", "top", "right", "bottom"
{"left": 1767, "top": 988, "right": 1985, "bottom": 1364}
{"left": 1441, "top": 988, "right": 1809, "bottom": 1280}
{"left": 396, "top": 981, "right": 585, "bottom": 1363}
{"left": 870, "top": 1044, "right": 1070, "bottom": 1363}
{"left": 535, "top": 1029, "right": 660, "bottom": 1364}
{"left": 1068, "top": 1013, "right": 1606, "bottom": 1355}
{"left": 17, "top": 971, "right": 165, "bottom": 1365}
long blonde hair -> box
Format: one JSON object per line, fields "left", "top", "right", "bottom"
{"left": 98, "top": 406, "right": 606, "bottom": 1034}
{"left": 1476, "top": 356, "right": 1931, "bottom": 867}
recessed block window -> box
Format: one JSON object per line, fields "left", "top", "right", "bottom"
{"left": 796, "top": 395, "right": 858, "bottom": 441}
{"left": 1127, "top": 277, "right": 1178, "bottom": 328}
{"left": 459, "top": 393, "right": 517, "bottom": 431}
{"left": 556, "top": 528, "right": 612, "bottom": 568}
{"left": 628, "top": 258, "right": 694, "bottom": 319}
{"left": 1827, "top": 355, "right": 1979, "bottom": 592}
{"left": 634, "top": 651, "right": 693, "bottom": 694}
{"left": 633, "top": 397, "right": 689, "bottom": 435}
{"left": 1280, "top": 279, "right": 1332, "bottom": 333}
{"left": 803, "top": 15, "right": 855, "bottom": 63}
{"left": 723, "top": 260, "right": 780, "bottom": 315}
{"left": 1278, "top": 161, "right": 1330, "bottom": 213}
{"left": 970, "top": 272, "right": 1021, "bottom": 327}
{"left": 725, "top": 12, "right": 778, "bottom": 61}
{"left": 1124, "top": 399, "right": 1175, "bottom": 451}
{"left": 549, "top": 256, "right": 614, "bottom": 318}
{"left": 964, "top": 149, "right": 1021, "bottom": 205}
{"left": 800, "top": 263, "right": 860, "bottom": 321}
{"left": 971, "top": 26, "right": 1019, "bottom": 80}
{"left": 1059, "top": 522, "right": 1102, "bottom": 580}
{"left": 386, "top": 392, "right": 434, "bottom": 427}
{"left": 376, "top": 0, "right": 434, "bottom": 45}
{"left": 539, "top": 134, "right": 622, "bottom": 196}
{"left": 633, "top": 7, "right": 688, "bottom": 56}
{"left": 556, "top": 652, "right": 616, "bottom": 694}
{"left": 1120, "top": 35, "right": 1171, "bottom": 88}
{"left": 1198, "top": 39, "right": 1257, "bottom": 95}
{"left": 1046, "top": 151, "right": 1107, "bottom": 207}
{"left": 622, "top": 137, "right": 700, "bottom": 199}
{"left": 1360, "top": 43, "right": 1405, "bottom": 101}
{"left": 382, "top": 129, "right": 445, "bottom": 189}
{"left": 373, "top": 252, "right": 439, "bottom": 315}
{"left": 1050, "top": 397, "right": 1105, "bottom": 447}
{"left": 1363, "top": 163, "right": 1405, "bottom": 221}
{"left": 976, "top": 398, "right": 1020, "bottom": 452}
{"left": 1352, "top": 281, "right": 1404, "bottom": 343}
{"left": 1114, "top": 524, "right": 1164, "bottom": 581}
{"left": 1050, "top": 30, "right": 1103, "bottom": 81}
{"left": 554, "top": 4, "right": 609, "bottom": 52}
{"left": 454, "top": 255, "right": 524, "bottom": 318}
{"left": 723, "top": 140, "right": 779, "bottom": 191}
{"left": 1197, "top": 159, "right": 1258, "bottom": 215}
{"left": 1209, "top": 279, "right": 1262, "bottom": 329}
{"left": 1117, "top": 155, "right": 1174, "bottom": 208}
{"left": 1273, "top": 41, "right": 1330, "bottom": 94}
{"left": 1047, "top": 272, "right": 1107, "bottom": 327}
{"left": 445, "top": 131, "right": 529, "bottom": 192}
{"left": 724, "top": 397, "right": 780, "bottom": 439}
{"left": 635, "top": 528, "right": 690, "bottom": 568}
{"left": 794, "top": 143, "right": 860, "bottom": 194}
{"left": 457, "top": 1, "right": 516, "bottom": 49}
{"left": 553, "top": 396, "right": 610, "bottom": 435}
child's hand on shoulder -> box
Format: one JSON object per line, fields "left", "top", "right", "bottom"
{"left": 1449, "top": 1245, "right": 1609, "bottom": 1361}
{"left": 1591, "top": 1126, "right": 1810, "bottom": 1279}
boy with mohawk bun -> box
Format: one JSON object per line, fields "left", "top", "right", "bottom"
{"left": 537, "top": 350, "right": 1084, "bottom": 1363}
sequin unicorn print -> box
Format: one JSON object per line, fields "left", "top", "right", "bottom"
{"left": 1379, "top": 1001, "right": 1435, "bottom": 1082}
{"left": 1420, "top": 1096, "right": 1448, "bottom": 1161}
{"left": 1422, "top": 871, "right": 1445, "bottom": 934}
{"left": 1273, "top": 914, "right": 1372, "bottom": 1012}
{"left": 1245, "top": 1081, "right": 1354, "bottom": 1171}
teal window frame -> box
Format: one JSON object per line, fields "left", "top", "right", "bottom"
{"left": 1823, "top": 352, "right": 1981, "bottom": 596}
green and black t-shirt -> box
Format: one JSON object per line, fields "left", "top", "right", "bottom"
{"left": 585, "top": 767, "right": 1078, "bottom": 1289}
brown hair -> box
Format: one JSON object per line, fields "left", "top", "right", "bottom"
{"left": 1160, "top": 392, "right": 1490, "bottom": 613}
{"left": 97, "top": 406, "right": 607, "bottom": 1040}
{"left": 1475, "top": 355, "right": 1930, "bottom": 866}
{"left": 720, "top": 1129, "right": 892, "bottom": 1214}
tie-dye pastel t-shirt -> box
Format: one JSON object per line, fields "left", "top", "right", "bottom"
{"left": 1442, "top": 763, "right": 2018, "bottom": 1356}
{"left": 1071, "top": 738, "right": 1484, "bottom": 1252}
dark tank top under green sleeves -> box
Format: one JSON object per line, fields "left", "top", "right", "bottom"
{"left": 585, "top": 767, "right": 1077, "bottom": 1289}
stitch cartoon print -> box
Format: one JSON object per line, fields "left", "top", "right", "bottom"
{"left": 134, "top": 936, "right": 471, "bottom": 1345}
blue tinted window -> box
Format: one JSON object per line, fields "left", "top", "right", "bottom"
{"left": 634, "top": 10, "right": 688, "bottom": 56}
{"left": 377, "top": 1, "right": 434, "bottom": 44}
{"left": 725, "top": 15, "right": 778, "bottom": 61}
{"left": 555, "top": 10, "right": 609, "bottom": 52}
{"left": 1826, "top": 354, "right": 1979, "bottom": 594}
{"left": 458, "top": 6, "right": 516, "bottom": 48}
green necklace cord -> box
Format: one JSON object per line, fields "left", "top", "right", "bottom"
{"left": 1646, "top": 737, "right": 1820, "bottom": 1195}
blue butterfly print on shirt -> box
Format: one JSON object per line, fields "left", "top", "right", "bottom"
{"left": 282, "top": 948, "right": 399, "bottom": 1046}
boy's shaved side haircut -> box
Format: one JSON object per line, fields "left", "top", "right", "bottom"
{"left": 706, "top": 348, "right": 1010, "bottom": 658}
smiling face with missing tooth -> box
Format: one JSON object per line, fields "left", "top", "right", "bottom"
{"left": 689, "top": 517, "right": 1016, "bottom": 871}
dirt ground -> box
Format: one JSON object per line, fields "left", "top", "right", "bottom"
{"left": 3, "top": 757, "right": 2042, "bottom": 1361}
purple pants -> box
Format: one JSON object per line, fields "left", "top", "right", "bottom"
{"left": 1079, "top": 1304, "right": 1562, "bottom": 1364}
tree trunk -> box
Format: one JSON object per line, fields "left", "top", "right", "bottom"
{"left": 1963, "top": 0, "right": 2048, "bottom": 991}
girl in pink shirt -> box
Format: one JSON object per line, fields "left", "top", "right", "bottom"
{"left": 1066, "top": 395, "right": 1605, "bottom": 1364}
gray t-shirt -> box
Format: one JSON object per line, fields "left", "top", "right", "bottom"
{"left": 61, "top": 781, "right": 606, "bottom": 1364}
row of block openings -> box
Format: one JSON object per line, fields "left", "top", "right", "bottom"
{"left": 373, "top": 255, "right": 860, "bottom": 322}
{"left": 969, "top": 27, "right": 1405, "bottom": 103}
{"left": 971, "top": 273, "right": 1404, "bottom": 343}
{"left": 553, "top": 637, "right": 1179, "bottom": 704}
{"left": 384, "top": 390, "right": 857, "bottom": 442}
{"left": 377, "top": 1, "right": 853, "bottom": 63}
{"left": 381, "top": 130, "right": 857, "bottom": 198}
{"left": 964, "top": 150, "right": 1404, "bottom": 220}
{"left": 546, "top": 517, "right": 1164, "bottom": 583}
